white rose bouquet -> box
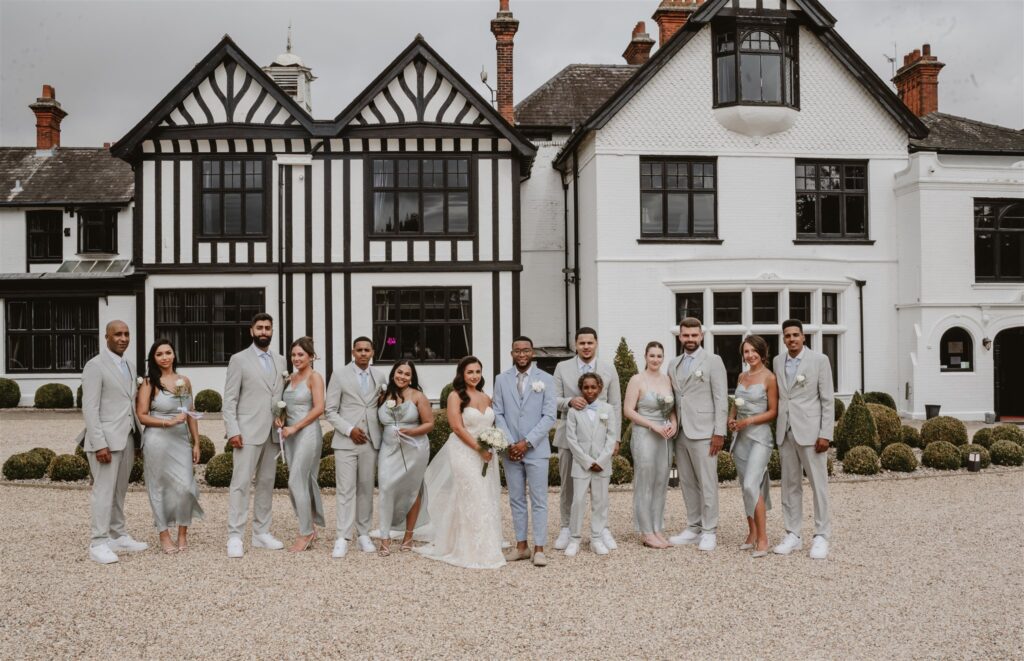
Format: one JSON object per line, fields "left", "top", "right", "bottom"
{"left": 657, "top": 392, "right": 674, "bottom": 417}
{"left": 274, "top": 400, "right": 288, "bottom": 464}
{"left": 476, "top": 427, "right": 508, "bottom": 476}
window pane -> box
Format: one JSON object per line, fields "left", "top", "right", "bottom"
{"left": 374, "top": 192, "right": 395, "bottom": 232}
{"left": 55, "top": 335, "right": 76, "bottom": 371}
{"left": 399, "top": 290, "right": 421, "bottom": 321}
{"left": 223, "top": 193, "right": 242, "bottom": 234}
{"left": 822, "top": 292, "right": 838, "bottom": 325}
{"left": 845, "top": 196, "right": 866, "bottom": 236}
{"left": 789, "top": 292, "right": 811, "bottom": 323}
{"left": 8, "top": 336, "right": 29, "bottom": 371}
{"left": 245, "top": 161, "right": 263, "bottom": 189}
{"left": 641, "top": 193, "right": 663, "bottom": 234}
{"left": 423, "top": 290, "right": 446, "bottom": 321}
{"left": 676, "top": 293, "right": 703, "bottom": 324}
{"left": 752, "top": 292, "right": 778, "bottom": 324}
{"left": 203, "top": 161, "right": 219, "bottom": 188}
{"left": 398, "top": 192, "right": 420, "bottom": 232}
{"left": 448, "top": 325, "right": 470, "bottom": 360}
{"left": 1000, "top": 203, "right": 1024, "bottom": 229}
{"left": 421, "top": 326, "right": 444, "bottom": 360}
{"left": 423, "top": 160, "right": 444, "bottom": 188}
{"left": 640, "top": 162, "right": 656, "bottom": 190}
{"left": 716, "top": 31, "right": 735, "bottom": 54}
{"left": 665, "top": 163, "right": 686, "bottom": 190}
{"left": 714, "top": 292, "right": 742, "bottom": 324}
{"left": 693, "top": 163, "right": 714, "bottom": 189}
{"left": 449, "top": 289, "right": 471, "bottom": 320}
{"left": 819, "top": 165, "right": 842, "bottom": 190}
{"left": 713, "top": 334, "right": 743, "bottom": 392}
{"left": 375, "top": 325, "right": 399, "bottom": 362}
{"left": 821, "top": 334, "right": 839, "bottom": 389}
{"left": 740, "top": 54, "right": 763, "bottom": 102}
{"left": 400, "top": 327, "right": 420, "bottom": 360}
{"left": 7, "top": 302, "right": 28, "bottom": 330}
{"left": 373, "top": 160, "right": 394, "bottom": 188}
{"left": 33, "top": 301, "right": 51, "bottom": 330}
{"left": 203, "top": 193, "right": 221, "bottom": 234}
{"left": 999, "top": 233, "right": 1021, "bottom": 277}
{"left": 448, "top": 192, "right": 469, "bottom": 233}
{"left": 245, "top": 193, "right": 263, "bottom": 234}
{"left": 398, "top": 160, "right": 418, "bottom": 188}
{"left": 693, "top": 194, "right": 715, "bottom": 234}
{"left": 820, "top": 195, "right": 841, "bottom": 234}
{"left": 975, "top": 232, "right": 995, "bottom": 278}
{"left": 448, "top": 160, "right": 469, "bottom": 188}
{"left": 54, "top": 303, "right": 76, "bottom": 331}
{"left": 423, "top": 192, "right": 444, "bottom": 233}
{"left": 796, "top": 194, "right": 816, "bottom": 234}
{"left": 81, "top": 335, "right": 99, "bottom": 367}
{"left": 761, "top": 56, "right": 782, "bottom": 103}
{"left": 223, "top": 161, "right": 242, "bottom": 188}
{"left": 844, "top": 165, "right": 865, "bottom": 190}
{"left": 666, "top": 194, "right": 689, "bottom": 234}
{"left": 32, "top": 335, "right": 52, "bottom": 370}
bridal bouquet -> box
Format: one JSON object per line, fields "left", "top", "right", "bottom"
{"left": 274, "top": 400, "right": 288, "bottom": 465}
{"left": 656, "top": 393, "right": 674, "bottom": 418}
{"left": 172, "top": 378, "right": 203, "bottom": 443}
{"left": 476, "top": 427, "right": 508, "bottom": 477}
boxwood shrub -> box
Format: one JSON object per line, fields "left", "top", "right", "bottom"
{"left": 833, "top": 397, "right": 846, "bottom": 422}
{"left": 863, "top": 391, "right": 897, "bottom": 411}
{"left": 318, "top": 455, "right": 335, "bottom": 488}
{"left": 990, "top": 424, "right": 1024, "bottom": 447}
{"left": 958, "top": 444, "right": 991, "bottom": 469}
{"left": 880, "top": 442, "right": 918, "bottom": 472}
{"left": 0, "top": 378, "right": 21, "bottom": 408}
{"left": 193, "top": 389, "right": 223, "bottom": 413}
{"left": 548, "top": 456, "right": 560, "bottom": 486}
{"left": 275, "top": 459, "right": 289, "bottom": 489}
{"left": 990, "top": 440, "right": 1024, "bottom": 466}
{"left": 972, "top": 428, "right": 993, "bottom": 449}
{"left": 2, "top": 452, "right": 48, "bottom": 480}
{"left": 921, "top": 440, "right": 961, "bottom": 470}
{"left": 34, "top": 383, "right": 74, "bottom": 409}
{"left": 920, "top": 416, "right": 967, "bottom": 448}
{"left": 716, "top": 450, "right": 737, "bottom": 482}
{"left": 322, "top": 430, "right": 335, "bottom": 458}
{"left": 900, "top": 425, "right": 922, "bottom": 448}
{"left": 48, "top": 453, "right": 90, "bottom": 481}
{"left": 834, "top": 392, "right": 879, "bottom": 459}
{"left": 204, "top": 452, "right": 233, "bottom": 486}
{"left": 30, "top": 447, "right": 57, "bottom": 467}
{"left": 429, "top": 409, "right": 452, "bottom": 460}
{"left": 843, "top": 446, "right": 880, "bottom": 475}
{"left": 197, "top": 435, "right": 216, "bottom": 464}
{"left": 866, "top": 403, "right": 901, "bottom": 450}
{"left": 611, "top": 455, "right": 634, "bottom": 485}
{"left": 767, "top": 448, "right": 782, "bottom": 480}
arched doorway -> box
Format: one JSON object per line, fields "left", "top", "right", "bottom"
{"left": 994, "top": 327, "right": 1024, "bottom": 420}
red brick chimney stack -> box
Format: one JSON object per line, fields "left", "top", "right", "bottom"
{"left": 892, "top": 43, "right": 945, "bottom": 117}
{"left": 651, "top": 0, "right": 702, "bottom": 48}
{"left": 623, "top": 22, "right": 655, "bottom": 65}
{"left": 29, "top": 84, "right": 68, "bottom": 151}
{"left": 490, "top": 0, "right": 519, "bottom": 125}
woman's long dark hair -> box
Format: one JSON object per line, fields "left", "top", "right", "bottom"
{"left": 452, "top": 356, "right": 485, "bottom": 412}
{"left": 377, "top": 359, "right": 422, "bottom": 407}
{"left": 145, "top": 338, "right": 180, "bottom": 403}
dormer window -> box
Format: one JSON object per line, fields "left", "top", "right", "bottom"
{"left": 714, "top": 22, "right": 799, "bottom": 109}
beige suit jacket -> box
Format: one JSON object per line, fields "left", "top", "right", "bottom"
{"left": 81, "top": 352, "right": 141, "bottom": 452}
{"left": 325, "top": 362, "right": 385, "bottom": 450}
{"left": 222, "top": 347, "right": 287, "bottom": 445}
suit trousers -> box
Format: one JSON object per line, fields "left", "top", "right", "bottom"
{"left": 87, "top": 439, "right": 135, "bottom": 546}
{"left": 502, "top": 456, "right": 549, "bottom": 546}
{"left": 570, "top": 475, "right": 609, "bottom": 542}
{"left": 779, "top": 430, "right": 832, "bottom": 540}
{"left": 334, "top": 444, "right": 377, "bottom": 539}
{"left": 557, "top": 446, "right": 575, "bottom": 527}
{"left": 227, "top": 438, "right": 278, "bottom": 538}
{"left": 672, "top": 434, "right": 719, "bottom": 534}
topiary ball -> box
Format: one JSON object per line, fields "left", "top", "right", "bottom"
{"left": 193, "top": 389, "right": 223, "bottom": 413}
{"left": 48, "top": 454, "right": 90, "bottom": 481}
{"left": 843, "top": 446, "right": 880, "bottom": 475}
{"left": 548, "top": 456, "right": 560, "bottom": 487}
{"left": 972, "top": 428, "right": 993, "bottom": 449}
{"left": 30, "top": 447, "right": 57, "bottom": 467}
{"left": 716, "top": 450, "right": 737, "bottom": 482}
{"left": 204, "top": 452, "right": 233, "bottom": 487}
{"left": 438, "top": 383, "right": 454, "bottom": 409}
{"left": 921, "top": 416, "right": 968, "bottom": 448}
{"left": 322, "top": 430, "right": 335, "bottom": 458}
{"left": 990, "top": 440, "right": 1024, "bottom": 467}
{"left": 611, "top": 455, "right": 633, "bottom": 485}
{"left": 0, "top": 377, "right": 21, "bottom": 408}
{"left": 958, "top": 444, "right": 991, "bottom": 469}
{"left": 834, "top": 392, "right": 879, "bottom": 459}
{"left": 197, "top": 435, "right": 216, "bottom": 464}
{"left": 990, "top": 424, "right": 1024, "bottom": 447}
{"left": 2, "top": 452, "right": 48, "bottom": 480}
{"left": 863, "top": 391, "right": 897, "bottom": 410}
{"left": 834, "top": 397, "right": 846, "bottom": 422}
{"left": 921, "top": 440, "right": 961, "bottom": 470}
{"left": 275, "top": 459, "right": 289, "bottom": 489}
{"left": 880, "top": 442, "right": 918, "bottom": 472}
{"left": 318, "top": 455, "right": 336, "bottom": 488}
{"left": 33, "top": 383, "right": 74, "bottom": 409}
{"left": 866, "top": 403, "right": 901, "bottom": 450}
{"left": 901, "top": 425, "right": 922, "bottom": 448}
{"left": 223, "top": 439, "right": 235, "bottom": 454}
{"left": 767, "top": 448, "right": 782, "bottom": 480}
{"left": 429, "top": 409, "right": 452, "bottom": 460}
{"left": 129, "top": 457, "right": 144, "bottom": 483}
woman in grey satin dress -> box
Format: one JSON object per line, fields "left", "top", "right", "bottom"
{"left": 376, "top": 360, "right": 434, "bottom": 556}
{"left": 728, "top": 335, "right": 778, "bottom": 557}
{"left": 136, "top": 339, "right": 204, "bottom": 554}
{"left": 276, "top": 336, "right": 326, "bottom": 553}
{"left": 623, "top": 342, "right": 677, "bottom": 549}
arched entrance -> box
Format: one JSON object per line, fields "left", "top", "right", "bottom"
{"left": 994, "top": 327, "right": 1024, "bottom": 420}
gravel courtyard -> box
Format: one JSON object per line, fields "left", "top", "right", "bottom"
{"left": 2, "top": 411, "right": 1022, "bottom": 659}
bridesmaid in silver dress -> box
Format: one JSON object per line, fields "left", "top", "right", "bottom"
{"left": 277, "top": 336, "right": 326, "bottom": 553}
{"left": 376, "top": 360, "right": 433, "bottom": 556}
{"left": 727, "top": 335, "right": 778, "bottom": 558}
{"left": 136, "top": 339, "right": 203, "bottom": 554}
{"left": 623, "top": 341, "right": 677, "bottom": 549}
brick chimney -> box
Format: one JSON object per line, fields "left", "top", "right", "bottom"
{"left": 29, "top": 85, "right": 67, "bottom": 151}
{"left": 490, "top": 0, "right": 519, "bottom": 124}
{"left": 892, "top": 43, "right": 945, "bottom": 117}
{"left": 651, "top": 0, "right": 702, "bottom": 48}
{"left": 623, "top": 22, "right": 655, "bottom": 65}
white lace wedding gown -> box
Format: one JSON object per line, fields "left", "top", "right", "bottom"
{"left": 415, "top": 407, "right": 505, "bottom": 569}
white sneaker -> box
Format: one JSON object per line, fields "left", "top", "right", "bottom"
{"left": 108, "top": 535, "right": 148, "bottom": 553}
{"left": 564, "top": 540, "right": 580, "bottom": 557}
{"left": 332, "top": 539, "right": 348, "bottom": 559}
{"left": 227, "top": 537, "right": 244, "bottom": 558}
{"left": 809, "top": 536, "right": 829, "bottom": 560}
{"left": 697, "top": 533, "right": 717, "bottom": 552}
{"left": 669, "top": 529, "right": 701, "bottom": 546}
{"left": 251, "top": 533, "right": 284, "bottom": 550}
{"left": 773, "top": 533, "right": 803, "bottom": 556}
{"left": 89, "top": 543, "right": 119, "bottom": 564}
{"left": 553, "top": 527, "right": 571, "bottom": 551}
{"left": 357, "top": 535, "right": 376, "bottom": 553}
{"left": 591, "top": 539, "right": 609, "bottom": 556}
{"left": 601, "top": 528, "right": 618, "bottom": 551}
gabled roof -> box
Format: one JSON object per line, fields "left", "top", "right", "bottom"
{"left": 0, "top": 148, "right": 133, "bottom": 207}
{"left": 515, "top": 64, "right": 639, "bottom": 130}
{"left": 111, "top": 35, "right": 317, "bottom": 159}
{"left": 912, "top": 113, "right": 1024, "bottom": 155}
{"left": 553, "top": 0, "right": 927, "bottom": 167}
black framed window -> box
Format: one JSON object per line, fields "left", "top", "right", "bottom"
{"left": 640, "top": 159, "right": 717, "bottom": 238}
{"left": 796, "top": 161, "right": 868, "bottom": 240}
{"left": 26, "top": 210, "right": 63, "bottom": 264}
{"left": 78, "top": 208, "right": 118, "bottom": 254}
{"left": 752, "top": 292, "right": 778, "bottom": 324}
{"left": 939, "top": 327, "right": 973, "bottom": 372}
{"left": 713, "top": 334, "right": 743, "bottom": 392}
{"left": 198, "top": 159, "right": 267, "bottom": 238}
{"left": 821, "top": 333, "right": 839, "bottom": 389}
{"left": 370, "top": 158, "right": 471, "bottom": 236}
{"left": 714, "top": 22, "right": 798, "bottom": 108}
{"left": 789, "top": 291, "right": 811, "bottom": 323}
{"left": 676, "top": 292, "right": 704, "bottom": 324}
{"left": 5, "top": 298, "right": 98, "bottom": 372}
{"left": 154, "top": 289, "right": 265, "bottom": 366}
{"left": 713, "top": 292, "right": 742, "bottom": 325}
{"left": 975, "top": 200, "right": 1023, "bottom": 281}
{"left": 822, "top": 292, "right": 838, "bottom": 325}
{"left": 373, "top": 287, "right": 471, "bottom": 363}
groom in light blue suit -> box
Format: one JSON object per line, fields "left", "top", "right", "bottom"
{"left": 494, "top": 336, "right": 557, "bottom": 567}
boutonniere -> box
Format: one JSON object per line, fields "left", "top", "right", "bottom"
{"left": 599, "top": 412, "right": 609, "bottom": 422}
{"left": 380, "top": 382, "right": 387, "bottom": 392}
{"left": 693, "top": 369, "right": 704, "bottom": 381}
{"left": 531, "top": 380, "right": 545, "bottom": 393}
{"left": 795, "top": 374, "right": 806, "bottom": 387}
{"left": 281, "top": 370, "right": 290, "bottom": 380}
{"left": 137, "top": 376, "right": 144, "bottom": 386}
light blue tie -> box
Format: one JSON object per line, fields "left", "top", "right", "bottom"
{"left": 581, "top": 363, "right": 593, "bottom": 374}
{"left": 359, "top": 371, "right": 369, "bottom": 394}
{"left": 119, "top": 360, "right": 131, "bottom": 384}
{"left": 260, "top": 352, "right": 272, "bottom": 375}
{"left": 682, "top": 354, "right": 693, "bottom": 377}
{"left": 786, "top": 357, "right": 799, "bottom": 387}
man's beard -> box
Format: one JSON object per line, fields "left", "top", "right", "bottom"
{"left": 682, "top": 342, "right": 699, "bottom": 352}
{"left": 253, "top": 335, "right": 272, "bottom": 349}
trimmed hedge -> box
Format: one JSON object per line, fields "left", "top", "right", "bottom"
{"left": 30, "top": 447, "right": 57, "bottom": 467}
{"left": 548, "top": 456, "right": 560, "bottom": 487}
{"left": 275, "top": 459, "right": 289, "bottom": 489}
{"left": 129, "top": 457, "right": 144, "bottom": 483}
{"left": 990, "top": 440, "right": 1024, "bottom": 466}
{"left": 193, "top": 389, "right": 223, "bottom": 413}
{"left": 716, "top": 450, "right": 737, "bottom": 482}
{"left": 429, "top": 409, "right": 452, "bottom": 460}
{"left": 901, "top": 425, "right": 922, "bottom": 448}
{"left": 834, "top": 392, "right": 879, "bottom": 459}
{"left": 863, "top": 391, "right": 897, "bottom": 411}
{"left": 34, "top": 383, "right": 74, "bottom": 409}
{"left": 972, "top": 428, "right": 993, "bottom": 449}
{"left": 843, "top": 446, "right": 880, "bottom": 475}
{"left": 990, "top": 424, "right": 1024, "bottom": 447}
{"left": 834, "top": 397, "right": 846, "bottom": 422}
{"left": 959, "top": 444, "right": 991, "bottom": 469}
{"left": 921, "top": 440, "right": 961, "bottom": 470}
{"left": 866, "top": 403, "right": 902, "bottom": 450}
{"left": 880, "top": 443, "right": 918, "bottom": 472}
{"left": 618, "top": 421, "right": 633, "bottom": 466}
{"left": 48, "top": 454, "right": 89, "bottom": 481}
{"left": 611, "top": 455, "right": 634, "bottom": 485}
{"left": 768, "top": 448, "right": 781, "bottom": 481}
{"left": 0, "top": 378, "right": 21, "bottom": 408}
{"left": 438, "top": 383, "right": 454, "bottom": 409}
{"left": 76, "top": 385, "right": 83, "bottom": 409}
{"left": 2, "top": 452, "right": 48, "bottom": 480}
{"left": 197, "top": 435, "right": 216, "bottom": 464}
{"left": 921, "top": 416, "right": 968, "bottom": 448}
{"left": 318, "top": 455, "right": 335, "bottom": 488}
{"left": 205, "top": 452, "right": 233, "bottom": 486}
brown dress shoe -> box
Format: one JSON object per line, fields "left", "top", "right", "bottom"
{"left": 504, "top": 547, "right": 532, "bottom": 562}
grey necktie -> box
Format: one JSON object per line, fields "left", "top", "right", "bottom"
{"left": 259, "top": 352, "right": 272, "bottom": 374}
{"left": 360, "top": 371, "right": 370, "bottom": 394}
{"left": 682, "top": 354, "right": 693, "bottom": 377}
{"left": 581, "top": 363, "right": 593, "bottom": 374}
{"left": 786, "top": 357, "right": 799, "bottom": 387}
{"left": 119, "top": 360, "right": 131, "bottom": 384}
{"left": 517, "top": 371, "right": 527, "bottom": 396}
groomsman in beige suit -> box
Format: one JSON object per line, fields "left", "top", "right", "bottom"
{"left": 325, "top": 336, "right": 384, "bottom": 558}
{"left": 81, "top": 320, "right": 149, "bottom": 564}
{"left": 223, "top": 313, "right": 288, "bottom": 558}
{"left": 552, "top": 327, "right": 621, "bottom": 552}
{"left": 772, "top": 319, "right": 834, "bottom": 560}
{"left": 667, "top": 317, "right": 728, "bottom": 552}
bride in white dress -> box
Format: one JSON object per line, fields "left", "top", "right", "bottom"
{"left": 416, "top": 357, "right": 505, "bottom": 569}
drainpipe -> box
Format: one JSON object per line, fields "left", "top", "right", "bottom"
{"left": 278, "top": 164, "right": 286, "bottom": 355}
{"left": 572, "top": 147, "right": 581, "bottom": 332}
{"left": 855, "top": 279, "right": 866, "bottom": 393}
{"left": 561, "top": 176, "right": 571, "bottom": 346}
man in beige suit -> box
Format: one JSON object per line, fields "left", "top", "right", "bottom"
{"left": 223, "top": 313, "right": 288, "bottom": 558}
{"left": 81, "top": 320, "right": 148, "bottom": 564}
{"left": 667, "top": 317, "right": 728, "bottom": 552}
{"left": 552, "top": 327, "right": 621, "bottom": 552}
{"left": 773, "top": 319, "right": 834, "bottom": 560}
{"left": 324, "top": 336, "right": 384, "bottom": 558}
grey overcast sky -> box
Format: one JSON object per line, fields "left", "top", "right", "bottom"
{"left": 1, "top": 0, "right": 1021, "bottom": 147}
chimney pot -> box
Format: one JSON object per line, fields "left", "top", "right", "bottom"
{"left": 922, "top": 43, "right": 931, "bottom": 56}
{"left": 42, "top": 84, "right": 55, "bottom": 99}
{"left": 623, "top": 21, "right": 656, "bottom": 65}
{"left": 651, "top": 0, "right": 701, "bottom": 49}
{"left": 893, "top": 43, "right": 945, "bottom": 117}
{"left": 29, "top": 83, "right": 67, "bottom": 151}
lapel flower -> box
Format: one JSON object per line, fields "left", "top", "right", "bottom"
{"left": 136, "top": 377, "right": 144, "bottom": 385}
{"left": 281, "top": 370, "right": 290, "bottom": 379}
{"left": 693, "top": 369, "right": 704, "bottom": 381}
{"left": 531, "top": 380, "right": 545, "bottom": 393}
{"left": 380, "top": 383, "right": 387, "bottom": 392}
{"left": 796, "top": 374, "right": 807, "bottom": 387}
{"left": 734, "top": 398, "right": 746, "bottom": 408}
{"left": 599, "top": 412, "right": 609, "bottom": 422}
